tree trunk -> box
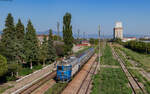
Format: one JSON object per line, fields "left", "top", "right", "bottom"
{"left": 11, "top": 72, "right": 13, "bottom": 77}
{"left": 43, "top": 59, "right": 45, "bottom": 66}
{"left": 16, "top": 72, "right": 18, "bottom": 78}
{"left": 30, "top": 61, "right": 33, "bottom": 69}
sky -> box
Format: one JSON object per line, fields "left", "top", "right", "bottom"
{"left": 0, "top": 0, "right": 150, "bottom": 38}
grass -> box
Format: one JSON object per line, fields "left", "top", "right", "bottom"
{"left": 0, "top": 85, "right": 13, "bottom": 93}
{"left": 129, "top": 69, "right": 150, "bottom": 93}
{"left": 119, "top": 47, "right": 150, "bottom": 72}
{"left": 101, "top": 44, "right": 119, "bottom": 66}
{"left": 91, "top": 68, "right": 132, "bottom": 94}
{"left": 91, "top": 43, "right": 132, "bottom": 94}
{"left": 114, "top": 47, "right": 133, "bottom": 67}
{"left": 44, "top": 83, "right": 67, "bottom": 94}
{"left": 19, "top": 64, "right": 43, "bottom": 76}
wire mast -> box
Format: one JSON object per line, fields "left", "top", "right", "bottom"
{"left": 98, "top": 25, "right": 100, "bottom": 63}
{"left": 57, "top": 22, "right": 60, "bottom": 40}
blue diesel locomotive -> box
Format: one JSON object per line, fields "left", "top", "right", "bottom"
{"left": 56, "top": 48, "right": 94, "bottom": 81}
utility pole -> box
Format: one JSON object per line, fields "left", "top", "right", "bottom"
{"left": 77, "top": 29, "right": 80, "bottom": 44}
{"left": 83, "top": 32, "right": 85, "bottom": 41}
{"left": 57, "top": 22, "right": 60, "bottom": 41}
{"left": 98, "top": 25, "right": 100, "bottom": 63}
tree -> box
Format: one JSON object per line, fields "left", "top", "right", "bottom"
{"left": 0, "top": 55, "right": 7, "bottom": 77}
{"left": 15, "top": 19, "right": 25, "bottom": 64}
{"left": 24, "top": 20, "right": 39, "bottom": 69}
{"left": 16, "top": 19, "right": 25, "bottom": 41}
{"left": 0, "top": 13, "right": 17, "bottom": 62}
{"left": 63, "top": 12, "right": 74, "bottom": 54}
{"left": 89, "top": 38, "right": 95, "bottom": 45}
{"left": 39, "top": 35, "right": 48, "bottom": 66}
{"left": 47, "top": 29, "right": 57, "bottom": 62}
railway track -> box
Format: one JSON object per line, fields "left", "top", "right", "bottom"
{"left": 112, "top": 46, "right": 146, "bottom": 94}
{"left": 77, "top": 61, "right": 98, "bottom": 94}
{"left": 62, "top": 54, "right": 98, "bottom": 94}
{"left": 17, "top": 71, "right": 56, "bottom": 94}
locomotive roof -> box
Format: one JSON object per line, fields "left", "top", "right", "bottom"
{"left": 57, "top": 56, "right": 77, "bottom": 66}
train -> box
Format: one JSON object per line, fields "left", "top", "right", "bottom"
{"left": 56, "top": 48, "right": 95, "bottom": 82}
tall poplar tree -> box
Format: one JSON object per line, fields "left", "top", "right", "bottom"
{"left": 63, "top": 12, "right": 74, "bottom": 54}
{"left": 47, "top": 29, "right": 56, "bottom": 62}
{"left": 24, "top": 20, "right": 39, "bottom": 69}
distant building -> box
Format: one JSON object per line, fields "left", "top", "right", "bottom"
{"left": 113, "top": 22, "right": 123, "bottom": 39}
{"left": 76, "top": 41, "right": 91, "bottom": 46}
{"left": 0, "top": 35, "right": 1, "bottom": 40}
{"left": 122, "top": 37, "right": 136, "bottom": 42}
{"left": 37, "top": 34, "right": 64, "bottom": 46}
{"left": 37, "top": 35, "right": 48, "bottom": 45}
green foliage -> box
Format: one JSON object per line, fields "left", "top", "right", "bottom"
{"left": 92, "top": 68, "right": 132, "bottom": 94}
{"left": 114, "top": 47, "right": 133, "bottom": 67}
{"left": 113, "top": 38, "right": 122, "bottom": 44}
{"left": 0, "top": 13, "right": 17, "bottom": 62}
{"left": 18, "top": 64, "right": 42, "bottom": 76}
{"left": 0, "top": 55, "right": 7, "bottom": 77}
{"left": 101, "top": 44, "right": 119, "bottom": 65}
{"left": 24, "top": 20, "right": 39, "bottom": 69}
{"left": 119, "top": 46, "right": 150, "bottom": 72}
{"left": 89, "top": 38, "right": 98, "bottom": 45}
{"left": 47, "top": 29, "right": 57, "bottom": 62}
{"left": 15, "top": 19, "right": 25, "bottom": 64}
{"left": 16, "top": 19, "right": 25, "bottom": 41}
{"left": 129, "top": 69, "right": 150, "bottom": 93}
{"left": 123, "top": 41, "right": 150, "bottom": 54}
{"left": 39, "top": 35, "right": 48, "bottom": 65}
{"left": 53, "top": 35, "right": 61, "bottom": 41}
{"left": 0, "top": 85, "right": 13, "bottom": 93}
{"left": 63, "top": 12, "right": 74, "bottom": 54}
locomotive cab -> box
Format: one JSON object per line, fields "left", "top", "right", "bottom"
{"left": 56, "top": 60, "right": 72, "bottom": 82}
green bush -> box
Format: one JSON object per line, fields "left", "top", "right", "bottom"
{"left": 0, "top": 55, "right": 7, "bottom": 77}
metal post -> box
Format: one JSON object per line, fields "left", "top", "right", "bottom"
{"left": 57, "top": 22, "right": 60, "bottom": 41}
{"left": 98, "top": 25, "right": 100, "bottom": 63}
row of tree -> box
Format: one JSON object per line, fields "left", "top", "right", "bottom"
{"left": 89, "top": 38, "right": 99, "bottom": 45}
{"left": 0, "top": 12, "right": 74, "bottom": 80}
{"left": 122, "top": 41, "right": 150, "bottom": 54}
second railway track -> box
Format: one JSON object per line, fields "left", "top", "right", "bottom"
{"left": 18, "top": 71, "right": 56, "bottom": 94}
{"left": 111, "top": 45, "right": 146, "bottom": 94}
{"left": 77, "top": 61, "right": 98, "bottom": 94}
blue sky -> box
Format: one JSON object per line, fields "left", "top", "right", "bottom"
{"left": 0, "top": 0, "right": 150, "bottom": 37}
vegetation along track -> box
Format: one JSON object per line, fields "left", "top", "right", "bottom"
{"left": 17, "top": 71, "right": 56, "bottom": 94}
{"left": 112, "top": 46, "right": 145, "bottom": 94}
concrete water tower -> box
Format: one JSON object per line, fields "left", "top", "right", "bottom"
{"left": 113, "top": 22, "right": 123, "bottom": 39}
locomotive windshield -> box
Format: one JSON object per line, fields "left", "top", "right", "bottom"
{"left": 57, "top": 66, "right": 62, "bottom": 70}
